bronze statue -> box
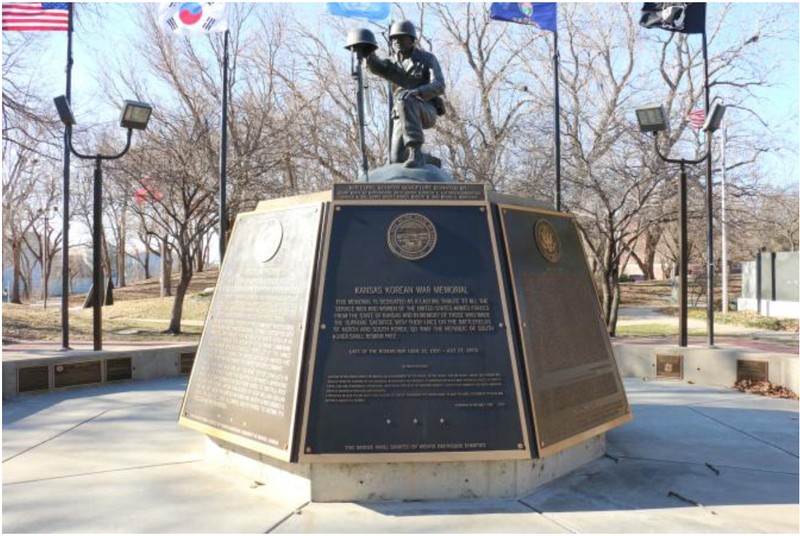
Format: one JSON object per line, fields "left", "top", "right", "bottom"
{"left": 366, "top": 20, "right": 446, "bottom": 168}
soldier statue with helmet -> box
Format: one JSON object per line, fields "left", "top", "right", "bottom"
{"left": 363, "top": 20, "right": 446, "bottom": 169}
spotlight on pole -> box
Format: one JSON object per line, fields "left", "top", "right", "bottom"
{"left": 54, "top": 95, "right": 76, "bottom": 126}
{"left": 120, "top": 101, "right": 153, "bottom": 131}
{"left": 634, "top": 103, "right": 726, "bottom": 348}
{"left": 635, "top": 105, "right": 667, "bottom": 133}
{"left": 53, "top": 96, "right": 153, "bottom": 351}
{"left": 702, "top": 100, "right": 726, "bottom": 133}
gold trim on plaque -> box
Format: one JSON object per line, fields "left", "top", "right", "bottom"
{"left": 178, "top": 416, "right": 293, "bottom": 462}
{"left": 298, "top": 201, "right": 531, "bottom": 463}
{"left": 300, "top": 448, "right": 529, "bottom": 464}
{"left": 298, "top": 198, "right": 335, "bottom": 463}
{"left": 483, "top": 202, "right": 532, "bottom": 458}
{"left": 179, "top": 200, "right": 325, "bottom": 462}
{"left": 254, "top": 191, "right": 331, "bottom": 212}
{"left": 497, "top": 203, "right": 632, "bottom": 459}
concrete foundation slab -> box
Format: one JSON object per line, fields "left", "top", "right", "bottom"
{"left": 208, "top": 434, "right": 604, "bottom": 502}
{"left": 2, "top": 377, "right": 798, "bottom": 533}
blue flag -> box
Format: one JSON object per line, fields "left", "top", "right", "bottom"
{"left": 327, "top": 3, "right": 390, "bottom": 21}
{"left": 489, "top": 3, "right": 557, "bottom": 32}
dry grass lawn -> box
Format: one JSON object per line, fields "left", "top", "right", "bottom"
{"left": 3, "top": 270, "right": 218, "bottom": 343}
{"left": 3, "top": 269, "right": 787, "bottom": 344}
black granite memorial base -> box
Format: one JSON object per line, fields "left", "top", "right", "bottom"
{"left": 179, "top": 185, "right": 631, "bottom": 464}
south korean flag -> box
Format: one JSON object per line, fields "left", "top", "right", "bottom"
{"left": 160, "top": 2, "right": 229, "bottom": 34}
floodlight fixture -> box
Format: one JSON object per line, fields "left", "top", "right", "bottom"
{"left": 702, "top": 100, "right": 726, "bottom": 133}
{"left": 635, "top": 105, "right": 667, "bottom": 134}
{"left": 120, "top": 100, "right": 153, "bottom": 131}
{"left": 54, "top": 95, "right": 76, "bottom": 126}
{"left": 56, "top": 95, "right": 151, "bottom": 351}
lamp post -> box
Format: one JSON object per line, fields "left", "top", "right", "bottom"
{"left": 635, "top": 102, "right": 726, "bottom": 347}
{"left": 54, "top": 96, "right": 153, "bottom": 351}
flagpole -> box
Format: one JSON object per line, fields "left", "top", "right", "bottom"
{"left": 60, "top": 3, "right": 74, "bottom": 350}
{"left": 219, "top": 28, "right": 229, "bottom": 262}
{"left": 721, "top": 127, "right": 728, "bottom": 316}
{"left": 702, "top": 28, "right": 714, "bottom": 346}
{"left": 553, "top": 29, "right": 561, "bottom": 211}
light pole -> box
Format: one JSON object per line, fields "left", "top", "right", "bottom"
{"left": 54, "top": 96, "right": 153, "bottom": 351}
{"left": 635, "top": 102, "right": 726, "bottom": 347}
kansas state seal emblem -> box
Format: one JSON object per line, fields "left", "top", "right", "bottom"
{"left": 387, "top": 213, "right": 437, "bottom": 261}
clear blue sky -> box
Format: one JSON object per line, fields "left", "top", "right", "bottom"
{"left": 14, "top": 2, "right": 800, "bottom": 188}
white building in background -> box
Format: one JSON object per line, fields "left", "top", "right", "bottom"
{"left": 737, "top": 251, "right": 800, "bottom": 319}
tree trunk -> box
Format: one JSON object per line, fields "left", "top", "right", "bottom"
{"left": 117, "top": 204, "right": 127, "bottom": 288}
{"left": 167, "top": 256, "right": 193, "bottom": 334}
{"left": 10, "top": 240, "right": 22, "bottom": 304}
{"left": 642, "top": 228, "right": 660, "bottom": 280}
{"left": 143, "top": 247, "right": 151, "bottom": 280}
{"left": 101, "top": 225, "right": 113, "bottom": 285}
{"left": 195, "top": 241, "right": 205, "bottom": 273}
{"left": 160, "top": 236, "right": 172, "bottom": 297}
{"left": 608, "top": 270, "right": 621, "bottom": 336}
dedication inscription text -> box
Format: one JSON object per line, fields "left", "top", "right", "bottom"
{"left": 181, "top": 205, "right": 322, "bottom": 458}
{"left": 304, "top": 205, "right": 526, "bottom": 458}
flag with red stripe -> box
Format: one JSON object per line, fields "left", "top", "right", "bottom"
{"left": 686, "top": 109, "right": 705, "bottom": 131}
{"left": 2, "top": 2, "right": 69, "bottom": 31}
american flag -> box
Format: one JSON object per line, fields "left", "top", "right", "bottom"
{"left": 2, "top": 2, "right": 69, "bottom": 31}
{"left": 686, "top": 109, "right": 705, "bottom": 131}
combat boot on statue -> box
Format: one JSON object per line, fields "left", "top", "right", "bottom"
{"left": 404, "top": 144, "right": 424, "bottom": 168}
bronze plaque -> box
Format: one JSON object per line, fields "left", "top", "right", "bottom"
{"left": 180, "top": 203, "right": 324, "bottom": 461}
{"left": 499, "top": 206, "right": 631, "bottom": 457}
{"left": 18, "top": 366, "right": 49, "bottom": 393}
{"left": 53, "top": 361, "right": 102, "bottom": 389}
{"left": 656, "top": 354, "right": 683, "bottom": 379}
{"left": 333, "top": 182, "right": 486, "bottom": 202}
{"left": 179, "top": 352, "right": 195, "bottom": 375}
{"left": 302, "top": 204, "right": 529, "bottom": 462}
{"left": 737, "top": 360, "right": 769, "bottom": 382}
{"left": 106, "top": 357, "right": 132, "bottom": 382}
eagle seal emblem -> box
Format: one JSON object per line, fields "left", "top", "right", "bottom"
{"left": 534, "top": 219, "right": 560, "bottom": 263}
{"left": 387, "top": 213, "right": 437, "bottom": 261}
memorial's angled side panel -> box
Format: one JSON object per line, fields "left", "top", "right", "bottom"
{"left": 498, "top": 205, "right": 631, "bottom": 457}
{"left": 300, "top": 192, "right": 529, "bottom": 462}
{"left": 179, "top": 202, "right": 324, "bottom": 461}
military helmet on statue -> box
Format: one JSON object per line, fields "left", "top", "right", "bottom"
{"left": 344, "top": 27, "right": 378, "bottom": 55}
{"left": 389, "top": 19, "right": 417, "bottom": 39}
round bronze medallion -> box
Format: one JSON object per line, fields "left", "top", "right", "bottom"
{"left": 387, "top": 213, "right": 437, "bottom": 261}
{"left": 256, "top": 218, "right": 283, "bottom": 263}
{"left": 534, "top": 219, "right": 561, "bottom": 263}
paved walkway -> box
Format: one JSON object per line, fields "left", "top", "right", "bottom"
{"left": 617, "top": 306, "right": 799, "bottom": 353}
{"left": 3, "top": 377, "right": 797, "bottom": 533}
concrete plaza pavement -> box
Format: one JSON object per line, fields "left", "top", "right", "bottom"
{"left": 2, "top": 376, "right": 798, "bottom": 533}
